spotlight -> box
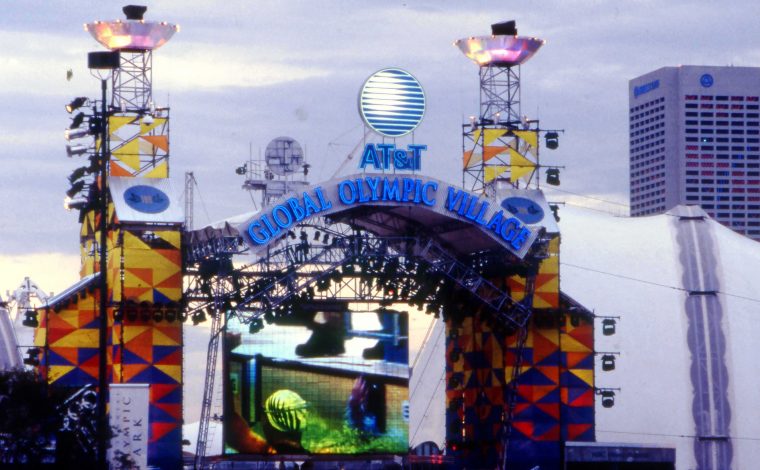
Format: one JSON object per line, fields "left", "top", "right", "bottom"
{"left": 449, "top": 350, "right": 460, "bottom": 362}
{"left": 66, "top": 97, "right": 88, "bottom": 114}
{"left": 164, "top": 304, "right": 178, "bottom": 323}
{"left": 70, "top": 112, "right": 86, "bottom": 129}
{"left": 545, "top": 131, "right": 559, "bottom": 150}
{"left": 235, "top": 164, "right": 247, "bottom": 175}
{"left": 447, "top": 375, "right": 461, "bottom": 389}
{"left": 602, "top": 318, "right": 616, "bottom": 336}
{"left": 600, "top": 390, "right": 615, "bottom": 408}
{"left": 249, "top": 318, "right": 264, "bottom": 334}
{"left": 23, "top": 348, "right": 41, "bottom": 367}
{"left": 191, "top": 310, "right": 207, "bottom": 325}
{"left": 546, "top": 168, "right": 560, "bottom": 186}
{"left": 125, "top": 302, "right": 138, "bottom": 322}
{"left": 64, "top": 196, "right": 89, "bottom": 211}
{"left": 66, "top": 180, "right": 86, "bottom": 198}
{"left": 22, "top": 310, "right": 39, "bottom": 328}
{"left": 601, "top": 354, "right": 616, "bottom": 371}
{"left": 66, "top": 144, "right": 89, "bottom": 157}
{"left": 68, "top": 166, "right": 91, "bottom": 183}
{"left": 64, "top": 127, "right": 91, "bottom": 141}
{"left": 549, "top": 204, "right": 560, "bottom": 222}
{"left": 139, "top": 302, "right": 151, "bottom": 322}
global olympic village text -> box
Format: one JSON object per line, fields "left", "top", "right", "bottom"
{"left": 246, "top": 176, "right": 533, "bottom": 251}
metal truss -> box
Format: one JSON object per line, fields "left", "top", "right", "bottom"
{"left": 499, "top": 274, "right": 535, "bottom": 470}
{"left": 185, "top": 235, "right": 246, "bottom": 264}
{"left": 187, "top": 226, "right": 541, "bottom": 468}
{"left": 186, "top": 234, "right": 533, "bottom": 330}
{"left": 193, "top": 285, "right": 226, "bottom": 470}
{"left": 479, "top": 65, "right": 520, "bottom": 126}
{"left": 461, "top": 121, "right": 542, "bottom": 195}
{"left": 112, "top": 51, "right": 153, "bottom": 111}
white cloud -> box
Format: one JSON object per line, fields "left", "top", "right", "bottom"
{"left": 154, "top": 47, "right": 334, "bottom": 90}
{"left": 0, "top": 253, "right": 80, "bottom": 300}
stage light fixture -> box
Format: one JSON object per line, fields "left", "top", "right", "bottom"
{"left": 68, "top": 166, "right": 91, "bottom": 183}
{"left": 601, "top": 354, "right": 616, "bottom": 371}
{"left": 70, "top": 112, "right": 86, "bottom": 129}
{"left": 125, "top": 303, "right": 138, "bottom": 322}
{"left": 545, "top": 131, "right": 559, "bottom": 149}
{"left": 66, "top": 144, "right": 89, "bottom": 157}
{"left": 248, "top": 318, "right": 264, "bottom": 334}
{"left": 66, "top": 97, "right": 88, "bottom": 113}
{"left": 64, "top": 196, "right": 89, "bottom": 211}
{"left": 164, "top": 305, "right": 178, "bottom": 323}
{"left": 65, "top": 127, "right": 92, "bottom": 141}
{"left": 449, "top": 350, "right": 460, "bottom": 362}
{"left": 448, "top": 375, "right": 462, "bottom": 388}
{"left": 600, "top": 390, "right": 615, "bottom": 408}
{"left": 66, "top": 180, "right": 86, "bottom": 198}
{"left": 191, "top": 310, "right": 207, "bottom": 325}
{"left": 546, "top": 168, "right": 560, "bottom": 186}
{"left": 22, "top": 310, "right": 39, "bottom": 328}
{"left": 602, "top": 318, "right": 616, "bottom": 336}
{"left": 139, "top": 302, "right": 152, "bottom": 322}
{"left": 549, "top": 204, "right": 560, "bottom": 222}
{"left": 23, "top": 348, "right": 41, "bottom": 367}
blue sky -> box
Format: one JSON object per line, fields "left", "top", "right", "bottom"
{"left": 2, "top": 0, "right": 760, "bottom": 293}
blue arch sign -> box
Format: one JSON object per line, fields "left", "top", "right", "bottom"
{"left": 237, "top": 174, "right": 545, "bottom": 258}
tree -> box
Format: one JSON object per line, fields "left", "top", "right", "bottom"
{"left": 0, "top": 368, "right": 61, "bottom": 465}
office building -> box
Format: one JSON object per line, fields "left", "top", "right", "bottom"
{"left": 629, "top": 66, "right": 760, "bottom": 240}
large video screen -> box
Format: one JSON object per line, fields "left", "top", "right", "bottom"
{"left": 223, "top": 305, "right": 409, "bottom": 455}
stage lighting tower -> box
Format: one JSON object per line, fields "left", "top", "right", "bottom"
{"left": 85, "top": 5, "right": 177, "bottom": 111}
{"left": 456, "top": 21, "right": 548, "bottom": 194}
{"left": 85, "top": 5, "right": 178, "bottom": 178}
{"left": 72, "top": 6, "right": 178, "bottom": 468}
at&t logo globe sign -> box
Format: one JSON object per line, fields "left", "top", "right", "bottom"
{"left": 358, "top": 68, "right": 428, "bottom": 172}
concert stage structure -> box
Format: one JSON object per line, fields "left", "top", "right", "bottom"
{"left": 27, "top": 7, "right": 608, "bottom": 470}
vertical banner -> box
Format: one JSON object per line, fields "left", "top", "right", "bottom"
{"left": 109, "top": 383, "right": 150, "bottom": 469}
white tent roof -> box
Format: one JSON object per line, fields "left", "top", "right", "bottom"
{"left": 559, "top": 204, "right": 760, "bottom": 469}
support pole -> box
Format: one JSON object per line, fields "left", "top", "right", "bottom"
{"left": 96, "top": 77, "right": 110, "bottom": 470}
